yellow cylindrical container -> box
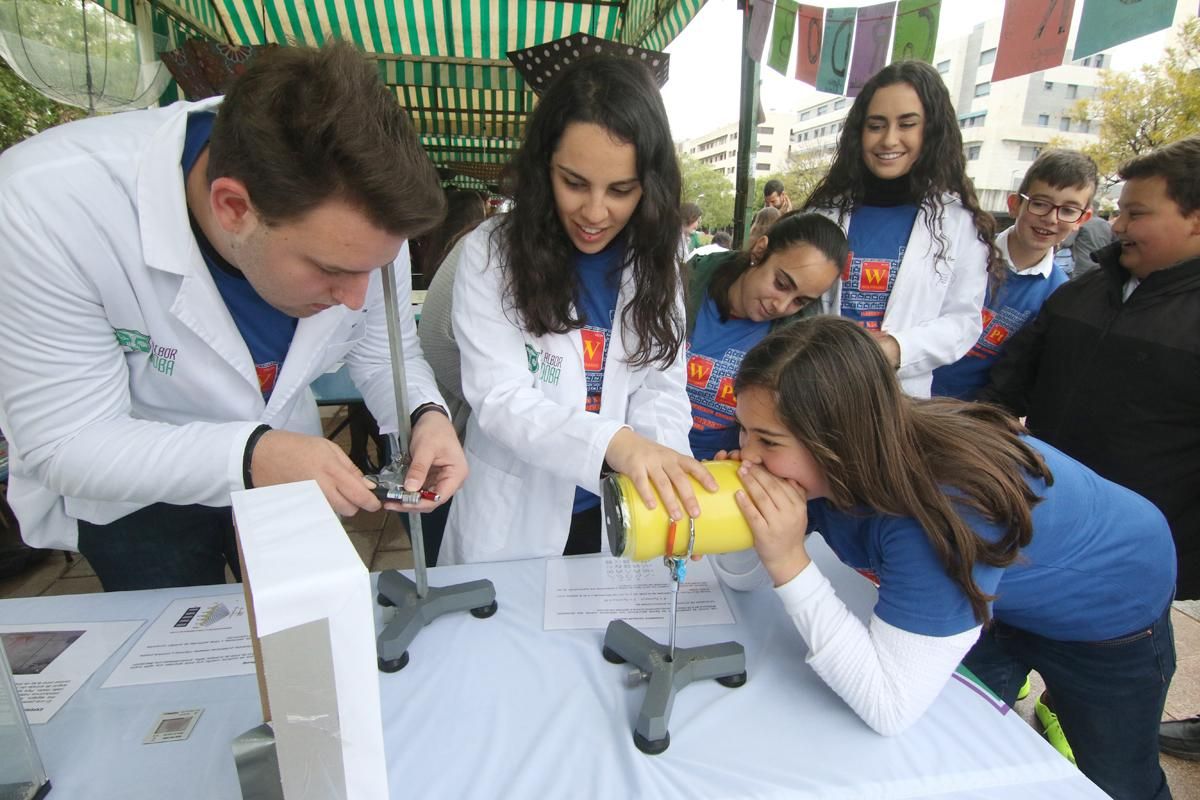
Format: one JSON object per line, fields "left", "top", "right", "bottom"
{"left": 602, "top": 460, "right": 754, "bottom": 561}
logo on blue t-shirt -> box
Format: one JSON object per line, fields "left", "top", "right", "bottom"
{"left": 685, "top": 296, "right": 770, "bottom": 459}
{"left": 841, "top": 204, "right": 919, "bottom": 331}
{"left": 841, "top": 250, "right": 904, "bottom": 330}
{"left": 581, "top": 326, "right": 609, "bottom": 413}
{"left": 256, "top": 361, "right": 280, "bottom": 395}
{"left": 687, "top": 349, "right": 739, "bottom": 421}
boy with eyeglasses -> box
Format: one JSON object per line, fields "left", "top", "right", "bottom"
{"left": 983, "top": 137, "right": 1200, "bottom": 771}
{"left": 932, "top": 150, "right": 1095, "bottom": 400}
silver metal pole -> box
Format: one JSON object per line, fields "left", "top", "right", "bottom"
{"left": 380, "top": 262, "right": 429, "bottom": 598}
{"left": 667, "top": 574, "right": 679, "bottom": 662}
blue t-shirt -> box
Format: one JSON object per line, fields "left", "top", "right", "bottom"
{"left": 932, "top": 242, "right": 1068, "bottom": 400}
{"left": 571, "top": 243, "right": 622, "bottom": 513}
{"left": 810, "top": 436, "right": 1176, "bottom": 641}
{"left": 182, "top": 112, "right": 296, "bottom": 400}
{"left": 840, "top": 204, "right": 919, "bottom": 330}
{"left": 686, "top": 295, "right": 770, "bottom": 459}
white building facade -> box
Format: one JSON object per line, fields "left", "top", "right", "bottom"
{"left": 678, "top": 111, "right": 797, "bottom": 181}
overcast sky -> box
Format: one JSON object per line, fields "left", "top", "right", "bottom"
{"left": 661, "top": 0, "right": 1182, "bottom": 142}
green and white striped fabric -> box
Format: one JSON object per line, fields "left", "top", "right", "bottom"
{"left": 112, "top": 0, "right": 705, "bottom": 181}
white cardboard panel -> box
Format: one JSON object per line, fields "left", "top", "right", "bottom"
{"left": 232, "top": 480, "right": 387, "bottom": 800}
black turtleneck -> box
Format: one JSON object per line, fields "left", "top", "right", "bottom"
{"left": 860, "top": 171, "right": 915, "bottom": 208}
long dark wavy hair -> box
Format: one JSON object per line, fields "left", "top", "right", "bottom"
{"left": 803, "top": 61, "right": 1001, "bottom": 280}
{"left": 736, "top": 317, "right": 1053, "bottom": 624}
{"left": 493, "top": 56, "right": 683, "bottom": 367}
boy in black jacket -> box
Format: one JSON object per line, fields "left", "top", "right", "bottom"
{"left": 981, "top": 136, "right": 1200, "bottom": 763}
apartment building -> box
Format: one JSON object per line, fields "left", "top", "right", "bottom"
{"left": 678, "top": 111, "right": 797, "bottom": 181}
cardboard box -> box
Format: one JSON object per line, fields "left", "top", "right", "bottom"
{"left": 232, "top": 480, "right": 387, "bottom": 800}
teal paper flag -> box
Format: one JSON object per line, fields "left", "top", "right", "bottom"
{"left": 817, "top": 7, "right": 857, "bottom": 95}
{"left": 768, "top": 0, "right": 799, "bottom": 76}
{"left": 892, "top": 0, "right": 941, "bottom": 63}
{"left": 1074, "top": 0, "right": 1176, "bottom": 61}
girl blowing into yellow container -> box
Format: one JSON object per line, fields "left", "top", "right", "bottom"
{"left": 717, "top": 316, "right": 1176, "bottom": 800}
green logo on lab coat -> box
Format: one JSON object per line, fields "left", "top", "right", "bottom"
{"left": 113, "top": 328, "right": 151, "bottom": 353}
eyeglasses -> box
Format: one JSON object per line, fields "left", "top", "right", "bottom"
{"left": 1019, "top": 194, "right": 1087, "bottom": 223}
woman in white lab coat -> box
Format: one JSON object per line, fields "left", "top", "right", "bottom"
{"left": 803, "top": 61, "right": 997, "bottom": 398}
{"left": 440, "top": 55, "right": 715, "bottom": 564}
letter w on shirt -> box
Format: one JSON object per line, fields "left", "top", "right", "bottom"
{"left": 859, "top": 260, "right": 891, "bottom": 292}
{"left": 581, "top": 329, "right": 606, "bottom": 371}
{"left": 688, "top": 355, "right": 714, "bottom": 388}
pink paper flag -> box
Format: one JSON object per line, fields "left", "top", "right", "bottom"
{"left": 992, "top": 0, "right": 1075, "bottom": 83}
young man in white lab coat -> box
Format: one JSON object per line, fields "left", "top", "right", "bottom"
{"left": 0, "top": 43, "right": 466, "bottom": 590}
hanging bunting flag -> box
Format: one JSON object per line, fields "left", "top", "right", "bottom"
{"left": 767, "top": 0, "right": 800, "bottom": 76}
{"left": 1074, "top": 0, "right": 1176, "bottom": 61}
{"left": 795, "top": 4, "right": 825, "bottom": 86}
{"left": 747, "top": 0, "right": 776, "bottom": 63}
{"left": 816, "top": 7, "right": 857, "bottom": 95}
{"left": 892, "top": 0, "right": 941, "bottom": 63}
{"left": 847, "top": 2, "right": 897, "bottom": 97}
{"left": 992, "top": 0, "right": 1076, "bottom": 83}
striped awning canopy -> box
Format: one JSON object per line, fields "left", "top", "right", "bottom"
{"left": 105, "top": 0, "right": 704, "bottom": 186}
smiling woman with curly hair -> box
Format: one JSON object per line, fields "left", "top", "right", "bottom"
{"left": 804, "top": 60, "right": 1000, "bottom": 398}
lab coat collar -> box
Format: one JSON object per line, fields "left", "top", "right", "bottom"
{"left": 137, "top": 97, "right": 224, "bottom": 278}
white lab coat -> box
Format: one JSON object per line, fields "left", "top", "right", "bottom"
{"left": 440, "top": 219, "right": 692, "bottom": 564}
{"left": 0, "top": 99, "right": 442, "bottom": 550}
{"left": 812, "top": 196, "right": 989, "bottom": 397}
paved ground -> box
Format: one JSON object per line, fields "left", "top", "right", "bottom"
{"left": 2, "top": 405, "right": 1198, "bottom": 796}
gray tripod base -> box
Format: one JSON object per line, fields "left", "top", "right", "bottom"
{"left": 602, "top": 619, "right": 747, "bottom": 755}
{"left": 375, "top": 569, "right": 498, "bottom": 672}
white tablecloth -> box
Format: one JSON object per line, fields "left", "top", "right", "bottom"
{"left": 0, "top": 538, "right": 1105, "bottom": 799}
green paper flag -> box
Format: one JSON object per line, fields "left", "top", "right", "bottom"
{"left": 892, "top": 0, "right": 941, "bottom": 64}
{"left": 768, "top": 0, "right": 799, "bottom": 76}
{"left": 817, "top": 7, "right": 857, "bottom": 95}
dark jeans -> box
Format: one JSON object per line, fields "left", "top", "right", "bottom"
{"left": 78, "top": 503, "right": 241, "bottom": 592}
{"left": 562, "top": 505, "right": 601, "bottom": 556}
{"left": 962, "top": 606, "right": 1176, "bottom": 800}
{"left": 419, "top": 500, "right": 452, "bottom": 568}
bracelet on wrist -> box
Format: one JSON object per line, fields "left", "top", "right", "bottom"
{"left": 242, "top": 424, "right": 273, "bottom": 489}
{"left": 410, "top": 402, "right": 450, "bottom": 428}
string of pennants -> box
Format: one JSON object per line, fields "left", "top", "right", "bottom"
{"left": 747, "top": 0, "right": 1182, "bottom": 97}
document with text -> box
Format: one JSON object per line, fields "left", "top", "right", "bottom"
{"left": 544, "top": 556, "right": 735, "bottom": 631}
{"left": 0, "top": 620, "right": 143, "bottom": 723}
{"left": 102, "top": 594, "right": 255, "bottom": 688}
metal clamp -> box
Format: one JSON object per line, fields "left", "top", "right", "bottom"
{"left": 366, "top": 452, "right": 440, "bottom": 506}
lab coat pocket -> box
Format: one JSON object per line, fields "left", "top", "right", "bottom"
{"left": 319, "top": 336, "right": 362, "bottom": 367}
{"left": 447, "top": 444, "right": 523, "bottom": 563}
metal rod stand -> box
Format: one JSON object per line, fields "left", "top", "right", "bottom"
{"left": 602, "top": 523, "right": 746, "bottom": 754}
{"left": 602, "top": 620, "right": 746, "bottom": 755}
{"left": 374, "top": 262, "right": 497, "bottom": 673}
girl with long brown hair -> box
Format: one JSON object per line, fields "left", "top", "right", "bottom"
{"left": 716, "top": 316, "right": 1175, "bottom": 800}
{"left": 803, "top": 61, "right": 999, "bottom": 398}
